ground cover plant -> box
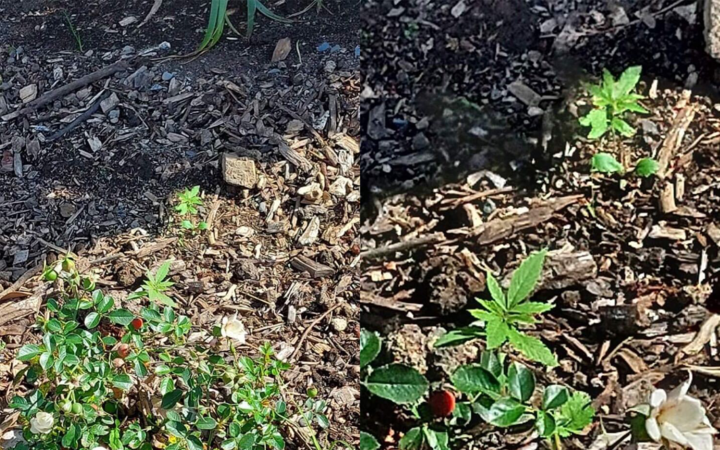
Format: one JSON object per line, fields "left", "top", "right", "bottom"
{"left": 7, "top": 255, "right": 330, "bottom": 450}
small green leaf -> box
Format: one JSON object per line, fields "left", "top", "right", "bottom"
{"left": 486, "top": 272, "right": 506, "bottom": 309}
{"left": 364, "top": 364, "right": 429, "bottom": 404}
{"left": 485, "top": 319, "right": 510, "bottom": 350}
{"left": 433, "top": 327, "right": 483, "bottom": 348}
{"left": 39, "top": 352, "right": 54, "bottom": 370}
{"left": 479, "top": 352, "right": 503, "bottom": 380}
{"left": 187, "top": 435, "right": 203, "bottom": 450}
{"left": 580, "top": 109, "right": 609, "bottom": 139}
{"left": 84, "top": 312, "right": 101, "bottom": 329}
{"left": 558, "top": 391, "right": 595, "bottom": 436}
{"left": 611, "top": 117, "right": 635, "bottom": 137}
{"left": 399, "top": 427, "right": 424, "bottom": 450}
{"left": 510, "top": 301, "right": 554, "bottom": 316}
{"left": 591, "top": 152, "right": 624, "bottom": 174}
{"left": 616, "top": 65, "right": 642, "bottom": 97}
{"left": 507, "top": 250, "right": 547, "bottom": 308}
{"left": 486, "top": 398, "right": 526, "bottom": 427}
{"left": 507, "top": 362, "right": 535, "bottom": 402}
{"left": 543, "top": 385, "right": 570, "bottom": 410}
{"left": 423, "top": 428, "right": 449, "bottom": 450}
{"left": 635, "top": 158, "right": 659, "bottom": 177}
{"left": 97, "top": 295, "right": 115, "bottom": 314}
{"left": 161, "top": 389, "right": 184, "bottom": 409}
{"left": 196, "top": 416, "right": 218, "bottom": 430}
{"left": 536, "top": 410, "right": 556, "bottom": 437}
{"left": 360, "top": 330, "right": 381, "bottom": 367}
{"left": 507, "top": 328, "right": 558, "bottom": 367}
{"left": 17, "top": 344, "right": 43, "bottom": 361}
{"left": 451, "top": 364, "right": 501, "bottom": 395}
{"left": 112, "top": 374, "right": 134, "bottom": 391}
{"left": 107, "top": 309, "right": 135, "bottom": 326}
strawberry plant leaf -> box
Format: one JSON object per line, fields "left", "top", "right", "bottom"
{"left": 451, "top": 364, "right": 501, "bottom": 395}
{"left": 479, "top": 352, "right": 503, "bottom": 380}
{"left": 486, "top": 397, "right": 526, "bottom": 427}
{"left": 507, "top": 362, "right": 535, "bottom": 402}
{"left": 507, "top": 250, "right": 547, "bottom": 308}
{"left": 536, "top": 410, "right": 556, "bottom": 437}
{"left": 360, "top": 432, "right": 381, "bottom": 450}
{"left": 507, "top": 328, "right": 557, "bottom": 367}
{"left": 542, "top": 385, "right": 570, "bottom": 410}
{"left": 107, "top": 309, "right": 135, "bottom": 326}
{"left": 360, "top": 329, "right": 381, "bottom": 367}
{"left": 591, "top": 152, "right": 624, "bottom": 174}
{"left": 635, "top": 158, "right": 659, "bottom": 177}
{"left": 364, "top": 364, "right": 429, "bottom": 404}
{"left": 423, "top": 428, "right": 449, "bottom": 450}
{"left": 399, "top": 427, "right": 424, "bottom": 450}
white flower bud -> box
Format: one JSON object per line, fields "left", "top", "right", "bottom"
{"left": 29, "top": 412, "right": 54, "bottom": 435}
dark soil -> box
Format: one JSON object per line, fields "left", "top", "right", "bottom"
{"left": 0, "top": 0, "right": 360, "bottom": 447}
{"left": 362, "top": 0, "right": 720, "bottom": 448}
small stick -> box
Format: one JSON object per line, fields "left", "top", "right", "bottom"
{"left": 0, "top": 264, "right": 43, "bottom": 301}
{"left": 361, "top": 232, "right": 446, "bottom": 261}
{"left": 14, "top": 60, "right": 129, "bottom": 116}
{"left": 47, "top": 92, "right": 111, "bottom": 141}
{"left": 289, "top": 303, "right": 342, "bottom": 361}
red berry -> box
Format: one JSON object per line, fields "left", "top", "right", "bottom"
{"left": 130, "top": 318, "right": 143, "bottom": 331}
{"left": 117, "top": 344, "right": 130, "bottom": 359}
{"left": 429, "top": 390, "right": 456, "bottom": 417}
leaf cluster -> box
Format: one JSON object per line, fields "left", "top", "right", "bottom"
{"left": 591, "top": 152, "right": 658, "bottom": 178}
{"left": 128, "top": 261, "right": 176, "bottom": 307}
{"left": 579, "top": 66, "right": 648, "bottom": 139}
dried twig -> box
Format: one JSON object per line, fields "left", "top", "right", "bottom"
{"left": 289, "top": 303, "right": 343, "bottom": 361}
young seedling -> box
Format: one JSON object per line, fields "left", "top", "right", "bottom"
{"left": 128, "top": 260, "right": 177, "bottom": 307}
{"left": 590, "top": 152, "right": 659, "bottom": 178}
{"left": 438, "top": 250, "right": 557, "bottom": 367}
{"left": 175, "top": 186, "right": 208, "bottom": 231}
{"left": 199, "top": 0, "right": 290, "bottom": 51}
{"left": 63, "top": 12, "right": 83, "bottom": 52}
{"left": 579, "top": 66, "right": 648, "bottom": 139}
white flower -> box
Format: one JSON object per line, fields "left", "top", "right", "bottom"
{"left": 645, "top": 373, "right": 717, "bottom": 450}
{"left": 221, "top": 314, "right": 246, "bottom": 344}
{"left": 29, "top": 412, "right": 54, "bottom": 435}
{"left": 92, "top": 447, "right": 109, "bottom": 450}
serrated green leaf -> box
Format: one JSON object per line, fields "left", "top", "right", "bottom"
{"left": 558, "top": 391, "right": 595, "bottom": 436}
{"left": 433, "top": 327, "right": 484, "bottom": 348}
{"left": 510, "top": 301, "right": 554, "bottom": 316}
{"left": 507, "top": 328, "right": 557, "bottom": 367}
{"left": 399, "top": 427, "right": 424, "bottom": 450}
{"left": 634, "top": 158, "right": 658, "bottom": 177}
{"left": 507, "top": 250, "right": 547, "bottom": 308}
{"left": 611, "top": 117, "right": 635, "bottom": 137}
{"left": 591, "top": 152, "right": 624, "bottom": 174}
{"left": 364, "top": 364, "right": 428, "bottom": 404}
{"left": 469, "top": 309, "right": 497, "bottom": 322}
{"left": 542, "top": 385, "right": 570, "bottom": 410}
{"left": 476, "top": 299, "right": 504, "bottom": 316}
{"left": 580, "top": 109, "right": 609, "bottom": 139}
{"left": 616, "top": 65, "right": 642, "bottom": 97}
{"left": 486, "top": 272, "right": 506, "bottom": 309}
{"left": 451, "top": 364, "right": 501, "bottom": 395}
{"left": 507, "top": 362, "right": 535, "bottom": 402}
{"left": 360, "top": 330, "right": 381, "bottom": 367}
{"left": 486, "top": 398, "right": 526, "bottom": 427}
{"left": 485, "top": 319, "right": 510, "bottom": 349}
{"left": 360, "top": 432, "right": 381, "bottom": 450}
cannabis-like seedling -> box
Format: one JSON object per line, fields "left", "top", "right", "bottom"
{"left": 128, "top": 260, "right": 177, "bottom": 307}
{"left": 175, "top": 186, "right": 208, "bottom": 232}
{"left": 579, "top": 66, "right": 648, "bottom": 139}
{"left": 438, "top": 250, "right": 557, "bottom": 367}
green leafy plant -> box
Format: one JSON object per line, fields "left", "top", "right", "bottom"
{"left": 175, "top": 186, "right": 208, "bottom": 232}
{"left": 438, "top": 250, "right": 557, "bottom": 367}
{"left": 590, "top": 152, "right": 659, "bottom": 178}
{"left": 9, "top": 259, "right": 315, "bottom": 450}
{"left": 451, "top": 352, "right": 594, "bottom": 450}
{"left": 579, "top": 66, "right": 648, "bottom": 139}
{"left": 199, "top": 0, "right": 290, "bottom": 52}
{"left": 128, "top": 260, "right": 177, "bottom": 307}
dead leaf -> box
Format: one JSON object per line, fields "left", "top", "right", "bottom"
{"left": 681, "top": 314, "right": 720, "bottom": 356}
{"left": 272, "top": 38, "right": 292, "bottom": 62}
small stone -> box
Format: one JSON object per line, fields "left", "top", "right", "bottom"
{"left": 119, "top": 16, "right": 137, "bottom": 26}
{"left": 101, "top": 93, "right": 120, "bottom": 114}
{"left": 236, "top": 226, "right": 255, "bottom": 237}
{"left": 162, "top": 71, "right": 175, "bottom": 81}
{"left": 19, "top": 84, "right": 37, "bottom": 103}
{"left": 331, "top": 317, "right": 348, "bottom": 332}
{"left": 12, "top": 249, "right": 28, "bottom": 266}
{"left": 286, "top": 119, "right": 305, "bottom": 133}
{"left": 412, "top": 132, "right": 430, "bottom": 150}
{"left": 222, "top": 154, "right": 258, "bottom": 189}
